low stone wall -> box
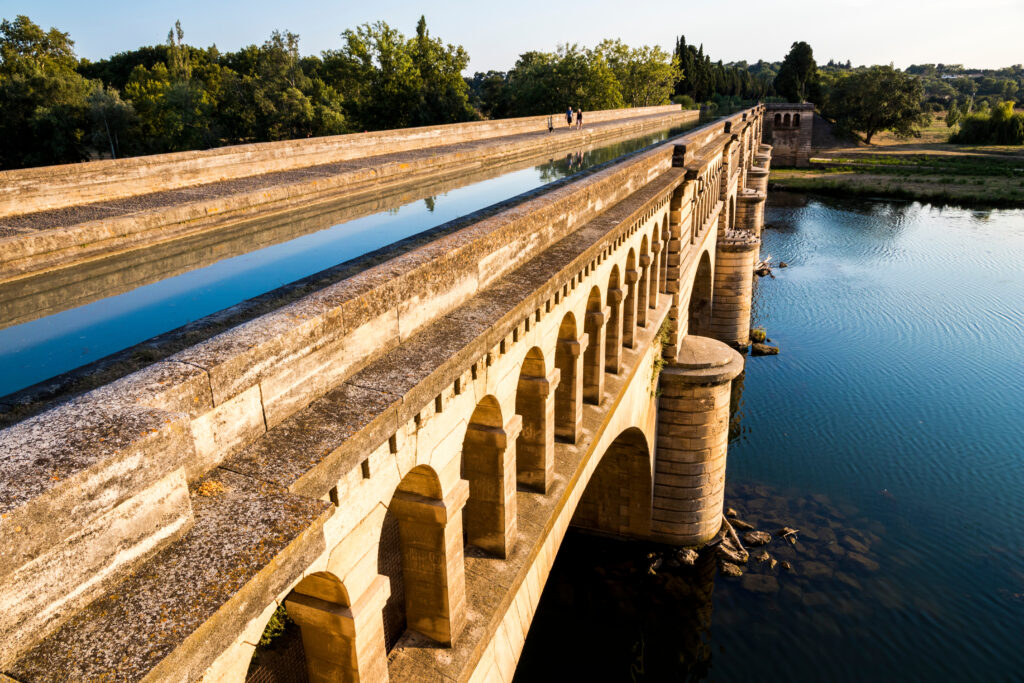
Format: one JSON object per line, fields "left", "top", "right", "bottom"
{"left": 0, "top": 105, "right": 682, "bottom": 219}
{"left": 0, "top": 108, "right": 697, "bottom": 283}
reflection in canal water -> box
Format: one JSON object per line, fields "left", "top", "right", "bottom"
{"left": 0, "top": 120, "right": 702, "bottom": 399}
{"left": 515, "top": 193, "right": 1024, "bottom": 681}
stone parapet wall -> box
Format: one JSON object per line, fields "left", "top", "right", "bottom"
{"left": 0, "top": 105, "right": 684, "bottom": 219}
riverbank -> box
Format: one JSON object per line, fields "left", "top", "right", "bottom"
{"left": 770, "top": 118, "right": 1024, "bottom": 207}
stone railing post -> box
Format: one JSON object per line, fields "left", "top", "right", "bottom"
{"left": 649, "top": 241, "right": 663, "bottom": 309}
{"left": 555, "top": 333, "right": 588, "bottom": 443}
{"left": 583, "top": 307, "right": 609, "bottom": 405}
{"left": 515, "top": 369, "right": 559, "bottom": 493}
{"left": 285, "top": 575, "right": 391, "bottom": 683}
{"left": 637, "top": 254, "right": 652, "bottom": 328}
{"left": 623, "top": 269, "right": 640, "bottom": 348}
{"left": 389, "top": 479, "right": 469, "bottom": 645}
{"left": 463, "top": 415, "right": 523, "bottom": 558}
{"left": 604, "top": 289, "right": 624, "bottom": 374}
{"left": 652, "top": 336, "right": 744, "bottom": 546}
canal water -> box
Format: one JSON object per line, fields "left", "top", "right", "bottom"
{"left": 515, "top": 193, "right": 1024, "bottom": 681}
{"left": 0, "top": 121, "right": 702, "bottom": 398}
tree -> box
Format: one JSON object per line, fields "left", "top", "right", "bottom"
{"left": 87, "top": 84, "right": 135, "bottom": 158}
{"left": 322, "top": 17, "right": 474, "bottom": 130}
{"left": 824, "top": 65, "right": 929, "bottom": 144}
{"left": 774, "top": 41, "right": 817, "bottom": 102}
{"left": 597, "top": 39, "right": 681, "bottom": 108}
{"left": 0, "top": 15, "right": 93, "bottom": 168}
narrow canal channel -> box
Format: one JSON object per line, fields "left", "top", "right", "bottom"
{"left": 0, "top": 120, "right": 701, "bottom": 398}
{"left": 515, "top": 193, "right": 1024, "bottom": 681}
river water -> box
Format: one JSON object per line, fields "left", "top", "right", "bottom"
{"left": 0, "top": 121, "right": 702, "bottom": 398}
{"left": 515, "top": 193, "right": 1024, "bottom": 681}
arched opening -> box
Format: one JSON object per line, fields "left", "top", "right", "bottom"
{"left": 516, "top": 347, "right": 555, "bottom": 493}
{"left": 462, "top": 395, "right": 518, "bottom": 557}
{"left": 783, "top": 113, "right": 791, "bottom": 127}
{"left": 246, "top": 603, "right": 307, "bottom": 682}
{"left": 570, "top": 427, "right": 652, "bottom": 538}
{"left": 382, "top": 465, "right": 466, "bottom": 647}
{"left": 729, "top": 195, "right": 737, "bottom": 231}
{"left": 774, "top": 113, "right": 781, "bottom": 126}
{"left": 687, "top": 251, "right": 713, "bottom": 337}
{"left": 637, "top": 236, "right": 650, "bottom": 328}
{"left": 555, "top": 312, "right": 583, "bottom": 443}
{"left": 582, "top": 287, "right": 605, "bottom": 405}
{"left": 623, "top": 249, "right": 638, "bottom": 348}
{"left": 605, "top": 265, "right": 624, "bottom": 374}
{"left": 793, "top": 113, "right": 800, "bottom": 127}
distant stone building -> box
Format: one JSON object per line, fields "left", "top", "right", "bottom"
{"left": 764, "top": 102, "right": 814, "bottom": 167}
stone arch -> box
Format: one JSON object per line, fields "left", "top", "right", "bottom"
{"left": 582, "top": 287, "right": 606, "bottom": 406}
{"left": 623, "top": 249, "right": 638, "bottom": 348}
{"left": 793, "top": 113, "right": 800, "bottom": 127}
{"left": 283, "top": 571, "right": 389, "bottom": 683}
{"left": 515, "top": 347, "right": 556, "bottom": 493}
{"left": 605, "top": 265, "right": 624, "bottom": 374}
{"left": 462, "top": 395, "right": 520, "bottom": 557}
{"left": 774, "top": 113, "right": 781, "bottom": 126}
{"left": 688, "top": 250, "right": 713, "bottom": 337}
{"left": 783, "top": 113, "right": 791, "bottom": 127}
{"left": 571, "top": 427, "right": 653, "bottom": 538}
{"left": 382, "top": 464, "right": 467, "bottom": 647}
{"left": 554, "top": 312, "right": 584, "bottom": 443}
{"left": 730, "top": 195, "right": 737, "bottom": 231}
{"left": 637, "top": 236, "right": 650, "bottom": 328}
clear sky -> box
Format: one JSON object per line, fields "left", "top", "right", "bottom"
{"left": 3, "top": 0, "right": 1022, "bottom": 72}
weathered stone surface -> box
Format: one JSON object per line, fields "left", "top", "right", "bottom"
{"left": 719, "top": 562, "right": 744, "bottom": 578}
{"left": 10, "top": 469, "right": 331, "bottom": 683}
{"left": 743, "top": 530, "right": 772, "bottom": 546}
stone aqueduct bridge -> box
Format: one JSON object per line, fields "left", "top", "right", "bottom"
{"left": 1, "top": 105, "right": 778, "bottom": 682}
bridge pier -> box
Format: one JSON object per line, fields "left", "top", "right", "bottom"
{"left": 623, "top": 267, "right": 640, "bottom": 347}
{"left": 583, "top": 306, "right": 610, "bottom": 405}
{"left": 709, "top": 234, "right": 760, "bottom": 349}
{"left": 651, "top": 336, "right": 744, "bottom": 546}
{"left": 515, "top": 362, "right": 559, "bottom": 494}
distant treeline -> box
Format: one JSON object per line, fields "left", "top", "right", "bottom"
{"left": 3, "top": 14, "right": 1022, "bottom": 171}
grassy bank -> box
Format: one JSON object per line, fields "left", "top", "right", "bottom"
{"left": 770, "top": 117, "right": 1024, "bottom": 207}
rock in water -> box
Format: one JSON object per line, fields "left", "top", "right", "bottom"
{"left": 750, "top": 327, "right": 767, "bottom": 343}
{"left": 754, "top": 550, "right": 771, "bottom": 563}
{"left": 726, "top": 507, "right": 739, "bottom": 518}
{"left": 719, "top": 562, "right": 743, "bottom": 578}
{"left": 743, "top": 530, "right": 772, "bottom": 546}
{"left": 717, "top": 540, "right": 749, "bottom": 564}
{"left": 677, "top": 548, "right": 699, "bottom": 567}
{"left": 755, "top": 263, "right": 772, "bottom": 277}
{"left": 781, "top": 560, "right": 793, "bottom": 571}
{"left": 741, "top": 574, "right": 780, "bottom": 594}
{"left": 776, "top": 526, "right": 799, "bottom": 539}
{"left": 730, "top": 518, "right": 756, "bottom": 531}
{"left": 779, "top": 261, "right": 789, "bottom": 268}
{"left": 750, "top": 343, "right": 779, "bottom": 356}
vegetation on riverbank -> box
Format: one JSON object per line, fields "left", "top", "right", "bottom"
{"left": 770, "top": 117, "right": 1024, "bottom": 207}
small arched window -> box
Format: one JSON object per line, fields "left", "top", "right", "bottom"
{"left": 793, "top": 114, "right": 801, "bottom": 127}
{"left": 774, "top": 113, "right": 782, "bottom": 125}
{"left": 783, "top": 113, "right": 791, "bottom": 127}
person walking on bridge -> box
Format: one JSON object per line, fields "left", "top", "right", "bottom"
{"left": 566, "top": 105, "right": 573, "bottom": 128}
{"left": 576, "top": 107, "right": 584, "bottom": 129}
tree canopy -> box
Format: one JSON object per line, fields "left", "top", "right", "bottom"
{"left": 774, "top": 41, "right": 818, "bottom": 103}
{"left": 823, "top": 65, "right": 929, "bottom": 143}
